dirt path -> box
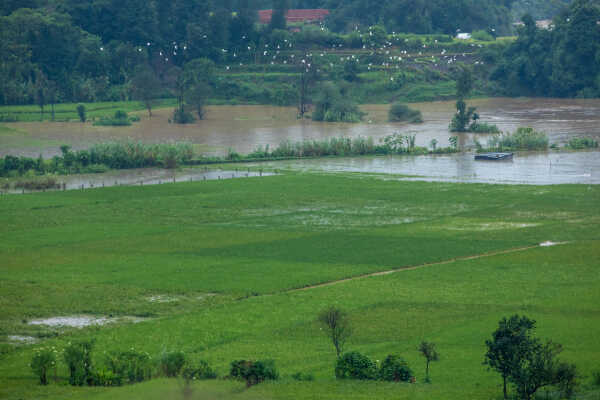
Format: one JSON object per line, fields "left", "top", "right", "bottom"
{"left": 287, "top": 242, "right": 568, "bottom": 293}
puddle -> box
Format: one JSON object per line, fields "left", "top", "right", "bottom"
{"left": 27, "top": 315, "right": 147, "bottom": 328}
{"left": 148, "top": 295, "right": 178, "bottom": 303}
{"left": 2, "top": 168, "right": 275, "bottom": 194}
{"left": 539, "top": 241, "right": 565, "bottom": 247}
{"left": 7, "top": 335, "right": 38, "bottom": 344}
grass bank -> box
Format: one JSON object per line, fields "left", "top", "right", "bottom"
{"left": 0, "top": 173, "right": 599, "bottom": 399}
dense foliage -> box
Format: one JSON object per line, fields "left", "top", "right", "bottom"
{"left": 491, "top": 0, "right": 600, "bottom": 97}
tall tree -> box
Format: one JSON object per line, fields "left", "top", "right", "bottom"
{"left": 484, "top": 315, "right": 537, "bottom": 400}
{"left": 418, "top": 341, "right": 439, "bottom": 383}
{"left": 131, "top": 65, "right": 161, "bottom": 118}
{"left": 270, "top": 0, "right": 289, "bottom": 31}
{"left": 318, "top": 306, "right": 352, "bottom": 358}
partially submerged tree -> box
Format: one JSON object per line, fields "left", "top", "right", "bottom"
{"left": 131, "top": 65, "right": 161, "bottom": 118}
{"left": 418, "top": 341, "right": 439, "bottom": 383}
{"left": 318, "top": 306, "right": 352, "bottom": 358}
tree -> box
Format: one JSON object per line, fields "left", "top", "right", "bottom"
{"left": 318, "top": 306, "right": 352, "bottom": 358}
{"left": 183, "top": 58, "right": 215, "bottom": 120}
{"left": 270, "top": 0, "right": 288, "bottom": 31}
{"left": 35, "top": 70, "right": 48, "bottom": 120}
{"left": 484, "top": 315, "right": 537, "bottom": 400}
{"left": 297, "top": 59, "right": 319, "bottom": 118}
{"left": 131, "top": 65, "right": 161, "bottom": 118}
{"left": 418, "top": 341, "right": 439, "bottom": 383}
{"left": 450, "top": 67, "right": 477, "bottom": 132}
{"left": 509, "top": 340, "right": 577, "bottom": 400}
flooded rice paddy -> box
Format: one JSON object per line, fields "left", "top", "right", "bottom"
{"left": 255, "top": 151, "right": 600, "bottom": 185}
{"left": 1, "top": 97, "right": 599, "bottom": 185}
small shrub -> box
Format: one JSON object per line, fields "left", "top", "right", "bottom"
{"left": 31, "top": 347, "right": 57, "bottom": 385}
{"left": 379, "top": 355, "right": 413, "bottom": 382}
{"left": 105, "top": 349, "right": 153, "bottom": 384}
{"left": 565, "top": 137, "right": 598, "bottom": 150}
{"left": 182, "top": 360, "right": 217, "bottom": 381}
{"left": 388, "top": 103, "right": 423, "bottom": 123}
{"left": 172, "top": 108, "right": 196, "bottom": 124}
{"left": 0, "top": 114, "right": 18, "bottom": 122}
{"left": 93, "top": 110, "right": 132, "bottom": 126}
{"left": 91, "top": 368, "right": 121, "bottom": 386}
{"left": 593, "top": 370, "right": 600, "bottom": 386}
{"left": 335, "top": 352, "right": 377, "bottom": 380}
{"left": 160, "top": 351, "right": 186, "bottom": 377}
{"left": 64, "top": 340, "right": 94, "bottom": 386}
{"left": 472, "top": 30, "right": 494, "bottom": 41}
{"left": 469, "top": 122, "right": 500, "bottom": 133}
{"left": 230, "top": 359, "right": 279, "bottom": 387}
{"left": 291, "top": 372, "right": 315, "bottom": 381}
{"left": 76, "top": 104, "right": 86, "bottom": 122}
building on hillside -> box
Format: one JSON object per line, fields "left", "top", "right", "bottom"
{"left": 258, "top": 9, "right": 330, "bottom": 28}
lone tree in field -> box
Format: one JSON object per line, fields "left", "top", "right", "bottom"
{"left": 318, "top": 306, "right": 352, "bottom": 358}
{"left": 418, "top": 341, "right": 439, "bottom": 383}
{"left": 484, "top": 315, "right": 536, "bottom": 400}
{"left": 131, "top": 65, "right": 161, "bottom": 118}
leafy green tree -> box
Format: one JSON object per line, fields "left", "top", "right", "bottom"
{"left": 131, "top": 65, "right": 161, "bottom": 118}
{"left": 183, "top": 58, "right": 215, "bottom": 120}
{"left": 450, "top": 67, "right": 477, "bottom": 132}
{"left": 418, "top": 341, "right": 439, "bottom": 383}
{"left": 484, "top": 315, "right": 537, "bottom": 400}
{"left": 34, "top": 70, "right": 48, "bottom": 120}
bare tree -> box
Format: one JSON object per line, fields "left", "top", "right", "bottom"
{"left": 318, "top": 306, "right": 352, "bottom": 358}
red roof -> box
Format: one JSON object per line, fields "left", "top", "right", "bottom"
{"left": 258, "top": 9, "right": 329, "bottom": 24}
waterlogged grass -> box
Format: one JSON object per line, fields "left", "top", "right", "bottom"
{"left": 0, "top": 99, "right": 177, "bottom": 122}
{"left": 0, "top": 174, "right": 599, "bottom": 399}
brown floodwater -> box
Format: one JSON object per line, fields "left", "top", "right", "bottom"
{"left": 1, "top": 98, "right": 599, "bottom": 185}
{"left": 3, "top": 97, "right": 600, "bottom": 158}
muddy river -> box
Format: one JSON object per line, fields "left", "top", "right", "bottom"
{"left": 1, "top": 97, "right": 599, "bottom": 185}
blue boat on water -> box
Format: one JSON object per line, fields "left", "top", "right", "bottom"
{"left": 474, "top": 152, "right": 514, "bottom": 161}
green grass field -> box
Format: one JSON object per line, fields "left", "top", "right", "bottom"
{"left": 1, "top": 173, "right": 599, "bottom": 399}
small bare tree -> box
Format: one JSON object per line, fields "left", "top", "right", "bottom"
{"left": 318, "top": 306, "right": 352, "bottom": 358}
{"left": 418, "top": 341, "right": 439, "bottom": 383}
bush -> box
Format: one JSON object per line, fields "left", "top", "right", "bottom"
{"left": 488, "top": 127, "right": 549, "bottom": 151}
{"left": 182, "top": 360, "right": 217, "bottom": 381}
{"left": 93, "top": 110, "right": 132, "bottom": 126}
{"left": 91, "top": 368, "right": 121, "bottom": 386}
{"left": 565, "top": 137, "right": 598, "bottom": 150}
{"left": 160, "top": 351, "right": 186, "bottom": 377}
{"left": 335, "top": 352, "right": 377, "bottom": 380}
{"left": 105, "top": 349, "right": 153, "bottom": 384}
{"left": 388, "top": 103, "right": 423, "bottom": 123}
{"left": 472, "top": 30, "right": 494, "bottom": 41}
{"left": 64, "top": 340, "right": 95, "bottom": 386}
{"left": 291, "top": 372, "right": 315, "bottom": 381}
{"left": 593, "top": 370, "right": 600, "bottom": 386}
{"left": 31, "top": 347, "right": 57, "bottom": 385}
{"left": 379, "top": 355, "right": 413, "bottom": 382}
{"left": 230, "top": 360, "right": 279, "bottom": 387}
{"left": 172, "top": 108, "right": 196, "bottom": 124}
{"left": 76, "top": 104, "right": 86, "bottom": 122}
{"left": 469, "top": 122, "right": 500, "bottom": 133}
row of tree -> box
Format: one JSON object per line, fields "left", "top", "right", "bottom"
{"left": 491, "top": 0, "right": 600, "bottom": 98}
{"left": 318, "top": 308, "right": 578, "bottom": 399}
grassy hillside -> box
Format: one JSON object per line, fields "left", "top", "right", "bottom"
{"left": 1, "top": 173, "right": 599, "bottom": 399}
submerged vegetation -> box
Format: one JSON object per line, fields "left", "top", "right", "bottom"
{"left": 388, "top": 103, "right": 423, "bottom": 123}
{"left": 486, "top": 127, "right": 550, "bottom": 151}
